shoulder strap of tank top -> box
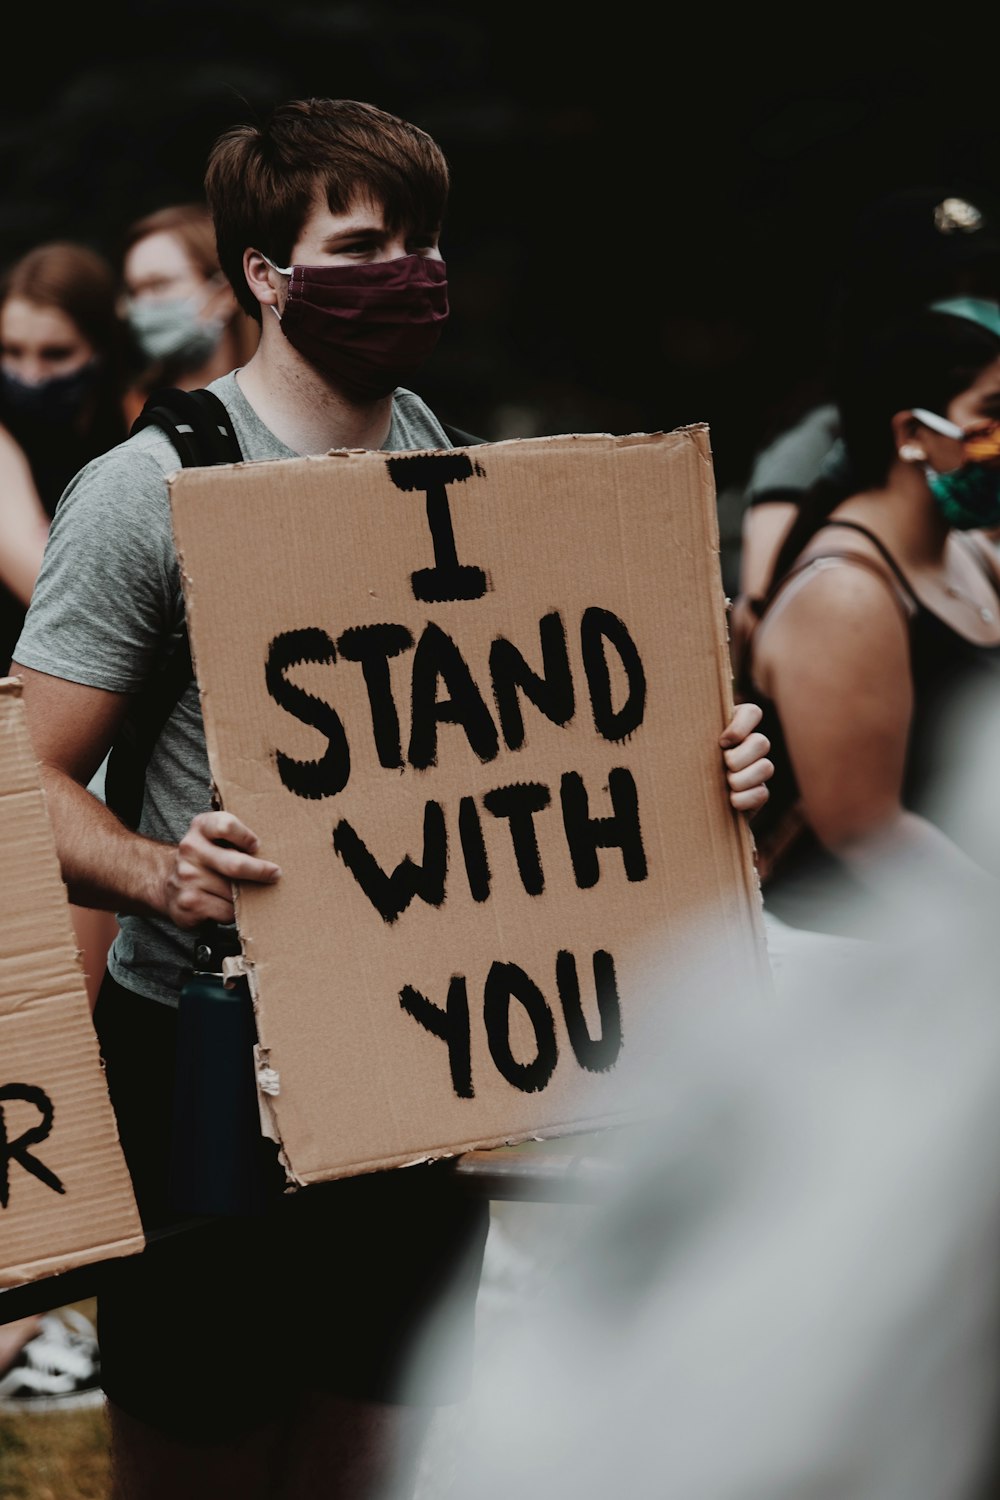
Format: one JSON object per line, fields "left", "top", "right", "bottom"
{"left": 735, "top": 521, "right": 915, "bottom": 697}
{"left": 807, "top": 520, "right": 921, "bottom": 608}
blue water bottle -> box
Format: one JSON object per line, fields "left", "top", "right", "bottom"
{"left": 169, "top": 923, "right": 285, "bottom": 1217}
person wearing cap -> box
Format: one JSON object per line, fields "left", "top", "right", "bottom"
{"left": 734, "top": 183, "right": 1000, "bottom": 626}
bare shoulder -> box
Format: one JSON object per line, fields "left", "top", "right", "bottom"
{"left": 757, "top": 550, "right": 908, "bottom": 639}
{"left": 752, "top": 551, "right": 910, "bottom": 692}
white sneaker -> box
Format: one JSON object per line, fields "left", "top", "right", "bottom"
{"left": 41, "top": 1307, "right": 99, "bottom": 1361}
{"left": 0, "top": 1310, "right": 103, "bottom": 1413}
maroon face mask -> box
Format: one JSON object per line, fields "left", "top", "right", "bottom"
{"left": 265, "top": 252, "right": 448, "bottom": 401}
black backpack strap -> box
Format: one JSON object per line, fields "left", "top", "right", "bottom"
{"left": 105, "top": 389, "right": 244, "bottom": 829}
{"left": 130, "top": 386, "right": 244, "bottom": 466}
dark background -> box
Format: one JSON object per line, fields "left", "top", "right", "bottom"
{"left": 2, "top": 3, "right": 999, "bottom": 564}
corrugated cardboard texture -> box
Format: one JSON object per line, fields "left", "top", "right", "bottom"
{"left": 0, "top": 679, "right": 142, "bottom": 1286}
{"left": 170, "top": 429, "right": 769, "bottom": 1184}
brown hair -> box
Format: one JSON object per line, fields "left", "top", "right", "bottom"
{"left": 204, "top": 98, "right": 450, "bottom": 322}
{"left": 122, "top": 201, "right": 222, "bottom": 281}
{"left": 1, "top": 240, "right": 124, "bottom": 360}
{"left": 0, "top": 240, "right": 129, "bottom": 446}
{"left": 121, "top": 201, "right": 259, "bottom": 370}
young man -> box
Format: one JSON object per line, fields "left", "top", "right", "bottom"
{"left": 10, "top": 99, "right": 772, "bottom": 1498}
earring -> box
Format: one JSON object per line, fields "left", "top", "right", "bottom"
{"left": 899, "top": 443, "right": 927, "bottom": 462}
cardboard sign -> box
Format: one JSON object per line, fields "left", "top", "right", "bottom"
{"left": 170, "top": 428, "right": 768, "bottom": 1186}
{"left": 0, "top": 679, "right": 142, "bottom": 1287}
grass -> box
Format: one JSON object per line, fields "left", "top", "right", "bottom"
{"left": 0, "top": 1301, "right": 111, "bottom": 1500}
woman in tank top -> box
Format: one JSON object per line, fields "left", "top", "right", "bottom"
{"left": 734, "top": 308, "right": 1000, "bottom": 937}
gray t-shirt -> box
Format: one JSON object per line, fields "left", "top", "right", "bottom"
{"left": 743, "top": 402, "right": 849, "bottom": 504}
{"left": 14, "top": 372, "right": 451, "bottom": 1006}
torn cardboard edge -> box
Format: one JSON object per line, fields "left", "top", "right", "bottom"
{"left": 255, "top": 1103, "right": 642, "bottom": 1189}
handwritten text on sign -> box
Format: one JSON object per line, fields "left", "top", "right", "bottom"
{"left": 0, "top": 1086, "right": 64, "bottom": 1208}
{"left": 172, "top": 428, "right": 762, "bottom": 1181}
{"left": 263, "top": 451, "right": 648, "bottom": 1098}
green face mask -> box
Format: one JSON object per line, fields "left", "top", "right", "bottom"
{"left": 912, "top": 407, "right": 1000, "bottom": 530}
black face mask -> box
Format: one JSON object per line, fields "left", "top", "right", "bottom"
{"left": 0, "top": 359, "right": 101, "bottom": 425}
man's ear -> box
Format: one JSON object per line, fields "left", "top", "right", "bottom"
{"left": 243, "top": 249, "right": 283, "bottom": 312}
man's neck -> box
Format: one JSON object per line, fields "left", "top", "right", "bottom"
{"left": 235, "top": 341, "right": 393, "bottom": 455}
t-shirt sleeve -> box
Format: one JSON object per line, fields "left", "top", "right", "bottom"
{"left": 12, "top": 440, "right": 179, "bottom": 693}
{"left": 744, "top": 404, "right": 842, "bottom": 503}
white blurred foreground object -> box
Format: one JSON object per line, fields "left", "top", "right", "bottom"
{"left": 0, "top": 1308, "right": 102, "bottom": 1413}
{"left": 403, "top": 693, "right": 1000, "bottom": 1500}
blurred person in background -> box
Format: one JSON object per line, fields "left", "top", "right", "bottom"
{"left": 0, "top": 241, "right": 127, "bottom": 1007}
{"left": 734, "top": 183, "right": 1000, "bottom": 629}
{"left": 0, "top": 239, "right": 132, "bottom": 1415}
{"left": 120, "top": 201, "right": 259, "bottom": 421}
{"left": 734, "top": 305, "right": 1000, "bottom": 941}
{"left": 0, "top": 241, "right": 131, "bottom": 676}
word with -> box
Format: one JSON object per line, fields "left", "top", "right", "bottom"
{"left": 334, "top": 766, "right": 646, "bottom": 923}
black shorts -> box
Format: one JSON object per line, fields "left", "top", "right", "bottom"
{"left": 93, "top": 971, "right": 490, "bottom": 1442}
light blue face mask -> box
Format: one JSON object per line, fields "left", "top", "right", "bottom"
{"left": 127, "top": 279, "right": 225, "bottom": 367}
{"left": 929, "top": 296, "right": 1000, "bottom": 339}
